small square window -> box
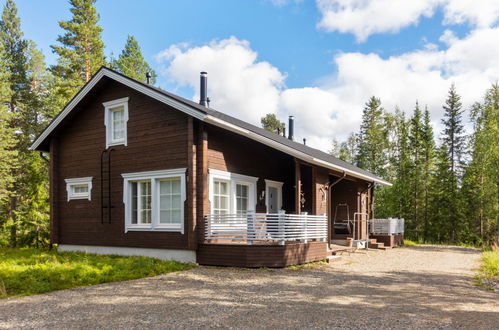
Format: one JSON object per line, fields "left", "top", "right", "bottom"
{"left": 65, "top": 177, "right": 93, "bottom": 201}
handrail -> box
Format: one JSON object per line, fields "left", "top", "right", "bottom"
{"left": 369, "top": 218, "right": 405, "bottom": 235}
{"left": 205, "top": 212, "right": 327, "bottom": 245}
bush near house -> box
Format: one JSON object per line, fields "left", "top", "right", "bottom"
{"left": 475, "top": 250, "right": 499, "bottom": 290}
{"left": 0, "top": 248, "right": 195, "bottom": 298}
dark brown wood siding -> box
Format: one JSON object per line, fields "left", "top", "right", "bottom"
{"left": 197, "top": 242, "right": 328, "bottom": 267}
{"left": 54, "top": 80, "right": 192, "bottom": 250}
{"left": 206, "top": 125, "right": 296, "bottom": 214}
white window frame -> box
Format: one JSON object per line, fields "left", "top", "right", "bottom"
{"left": 65, "top": 177, "right": 93, "bottom": 201}
{"left": 208, "top": 169, "right": 258, "bottom": 214}
{"left": 265, "top": 179, "right": 283, "bottom": 213}
{"left": 122, "top": 168, "right": 186, "bottom": 233}
{"left": 103, "top": 97, "right": 129, "bottom": 148}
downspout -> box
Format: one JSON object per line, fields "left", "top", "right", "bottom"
{"left": 326, "top": 172, "right": 347, "bottom": 245}
{"left": 39, "top": 152, "right": 49, "bottom": 164}
{"left": 361, "top": 182, "right": 374, "bottom": 240}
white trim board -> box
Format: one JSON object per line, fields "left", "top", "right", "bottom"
{"left": 57, "top": 244, "right": 196, "bottom": 263}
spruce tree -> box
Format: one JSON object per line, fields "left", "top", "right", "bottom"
{"left": 407, "top": 102, "right": 425, "bottom": 239}
{"left": 462, "top": 84, "right": 499, "bottom": 245}
{"left": 442, "top": 84, "right": 466, "bottom": 180}
{"left": 421, "top": 107, "right": 435, "bottom": 239}
{"left": 114, "top": 35, "right": 156, "bottom": 83}
{"left": 356, "top": 96, "right": 387, "bottom": 176}
{"left": 51, "top": 0, "right": 105, "bottom": 107}
{"left": 440, "top": 84, "right": 466, "bottom": 241}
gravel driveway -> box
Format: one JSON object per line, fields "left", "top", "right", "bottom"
{"left": 1, "top": 245, "right": 497, "bottom": 329}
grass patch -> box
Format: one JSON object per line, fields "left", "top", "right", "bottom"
{"left": 475, "top": 250, "right": 499, "bottom": 290}
{"left": 403, "top": 239, "right": 418, "bottom": 246}
{"left": 287, "top": 259, "right": 329, "bottom": 270}
{"left": 0, "top": 247, "right": 195, "bottom": 298}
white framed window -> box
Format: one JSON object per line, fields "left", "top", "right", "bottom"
{"left": 265, "top": 179, "right": 283, "bottom": 214}
{"left": 122, "top": 168, "right": 186, "bottom": 233}
{"left": 65, "top": 177, "right": 93, "bottom": 201}
{"left": 213, "top": 179, "right": 230, "bottom": 215}
{"left": 208, "top": 169, "right": 257, "bottom": 216}
{"left": 103, "top": 97, "right": 129, "bottom": 148}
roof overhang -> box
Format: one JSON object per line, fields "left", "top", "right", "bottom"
{"left": 30, "top": 67, "right": 391, "bottom": 186}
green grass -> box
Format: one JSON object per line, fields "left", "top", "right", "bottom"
{"left": 475, "top": 250, "right": 499, "bottom": 290}
{"left": 403, "top": 239, "right": 418, "bottom": 246}
{"left": 0, "top": 247, "right": 195, "bottom": 298}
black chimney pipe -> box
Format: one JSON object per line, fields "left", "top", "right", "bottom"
{"left": 146, "top": 72, "right": 152, "bottom": 84}
{"left": 288, "top": 116, "right": 294, "bottom": 140}
{"left": 199, "top": 72, "right": 208, "bottom": 106}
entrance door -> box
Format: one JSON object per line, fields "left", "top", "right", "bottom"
{"left": 268, "top": 186, "right": 278, "bottom": 213}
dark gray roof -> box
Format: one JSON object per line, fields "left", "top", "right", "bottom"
{"left": 31, "top": 67, "right": 389, "bottom": 185}
{"left": 142, "top": 74, "right": 387, "bottom": 184}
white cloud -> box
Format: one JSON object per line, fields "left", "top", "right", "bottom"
{"left": 316, "top": 0, "right": 499, "bottom": 42}
{"left": 316, "top": 0, "right": 437, "bottom": 42}
{"left": 156, "top": 29, "right": 499, "bottom": 152}
{"left": 156, "top": 37, "right": 285, "bottom": 125}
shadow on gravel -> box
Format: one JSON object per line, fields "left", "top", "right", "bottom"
{"left": 403, "top": 245, "right": 481, "bottom": 254}
{"left": 1, "top": 264, "right": 497, "bottom": 329}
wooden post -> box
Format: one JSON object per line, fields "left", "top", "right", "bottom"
{"left": 50, "top": 137, "right": 59, "bottom": 246}
{"left": 186, "top": 117, "right": 197, "bottom": 250}
{"left": 294, "top": 159, "right": 301, "bottom": 215}
{"left": 278, "top": 210, "right": 285, "bottom": 245}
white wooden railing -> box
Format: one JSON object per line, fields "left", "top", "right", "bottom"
{"left": 369, "top": 218, "right": 405, "bottom": 235}
{"left": 205, "top": 211, "right": 328, "bottom": 245}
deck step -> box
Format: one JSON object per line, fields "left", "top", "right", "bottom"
{"left": 326, "top": 255, "right": 342, "bottom": 263}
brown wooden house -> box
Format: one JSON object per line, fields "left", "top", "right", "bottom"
{"left": 30, "top": 67, "right": 398, "bottom": 267}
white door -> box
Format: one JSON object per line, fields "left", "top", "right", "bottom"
{"left": 268, "top": 186, "right": 278, "bottom": 213}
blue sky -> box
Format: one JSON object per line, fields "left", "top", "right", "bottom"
{"left": 11, "top": 0, "right": 499, "bottom": 150}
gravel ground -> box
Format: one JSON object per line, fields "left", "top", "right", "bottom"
{"left": 1, "top": 245, "right": 497, "bottom": 329}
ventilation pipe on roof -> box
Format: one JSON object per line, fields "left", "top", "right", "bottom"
{"left": 199, "top": 72, "right": 210, "bottom": 107}
{"left": 146, "top": 72, "right": 152, "bottom": 85}
{"left": 288, "top": 116, "right": 294, "bottom": 140}
{"left": 303, "top": 138, "right": 306, "bottom": 145}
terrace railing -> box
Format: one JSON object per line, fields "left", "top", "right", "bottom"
{"left": 369, "top": 218, "right": 405, "bottom": 235}
{"left": 205, "top": 211, "right": 327, "bottom": 245}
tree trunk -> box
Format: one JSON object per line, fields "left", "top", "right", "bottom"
{"left": 9, "top": 196, "right": 17, "bottom": 247}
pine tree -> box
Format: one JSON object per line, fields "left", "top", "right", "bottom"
{"left": 113, "top": 35, "right": 156, "bottom": 83}
{"left": 0, "top": 0, "right": 31, "bottom": 246}
{"left": 356, "top": 96, "right": 387, "bottom": 176}
{"left": 0, "top": 41, "right": 17, "bottom": 216}
{"left": 51, "top": 0, "right": 105, "bottom": 108}
{"left": 261, "top": 113, "right": 285, "bottom": 134}
{"left": 0, "top": 0, "right": 29, "bottom": 110}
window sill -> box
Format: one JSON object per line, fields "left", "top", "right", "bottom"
{"left": 125, "top": 225, "right": 183, "bottom": 233}
{"left": 108, "top": 140, "right": 125, "bottom": 147}
{"left": 68, "top": 195, "right": 90, "bottom": 201}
